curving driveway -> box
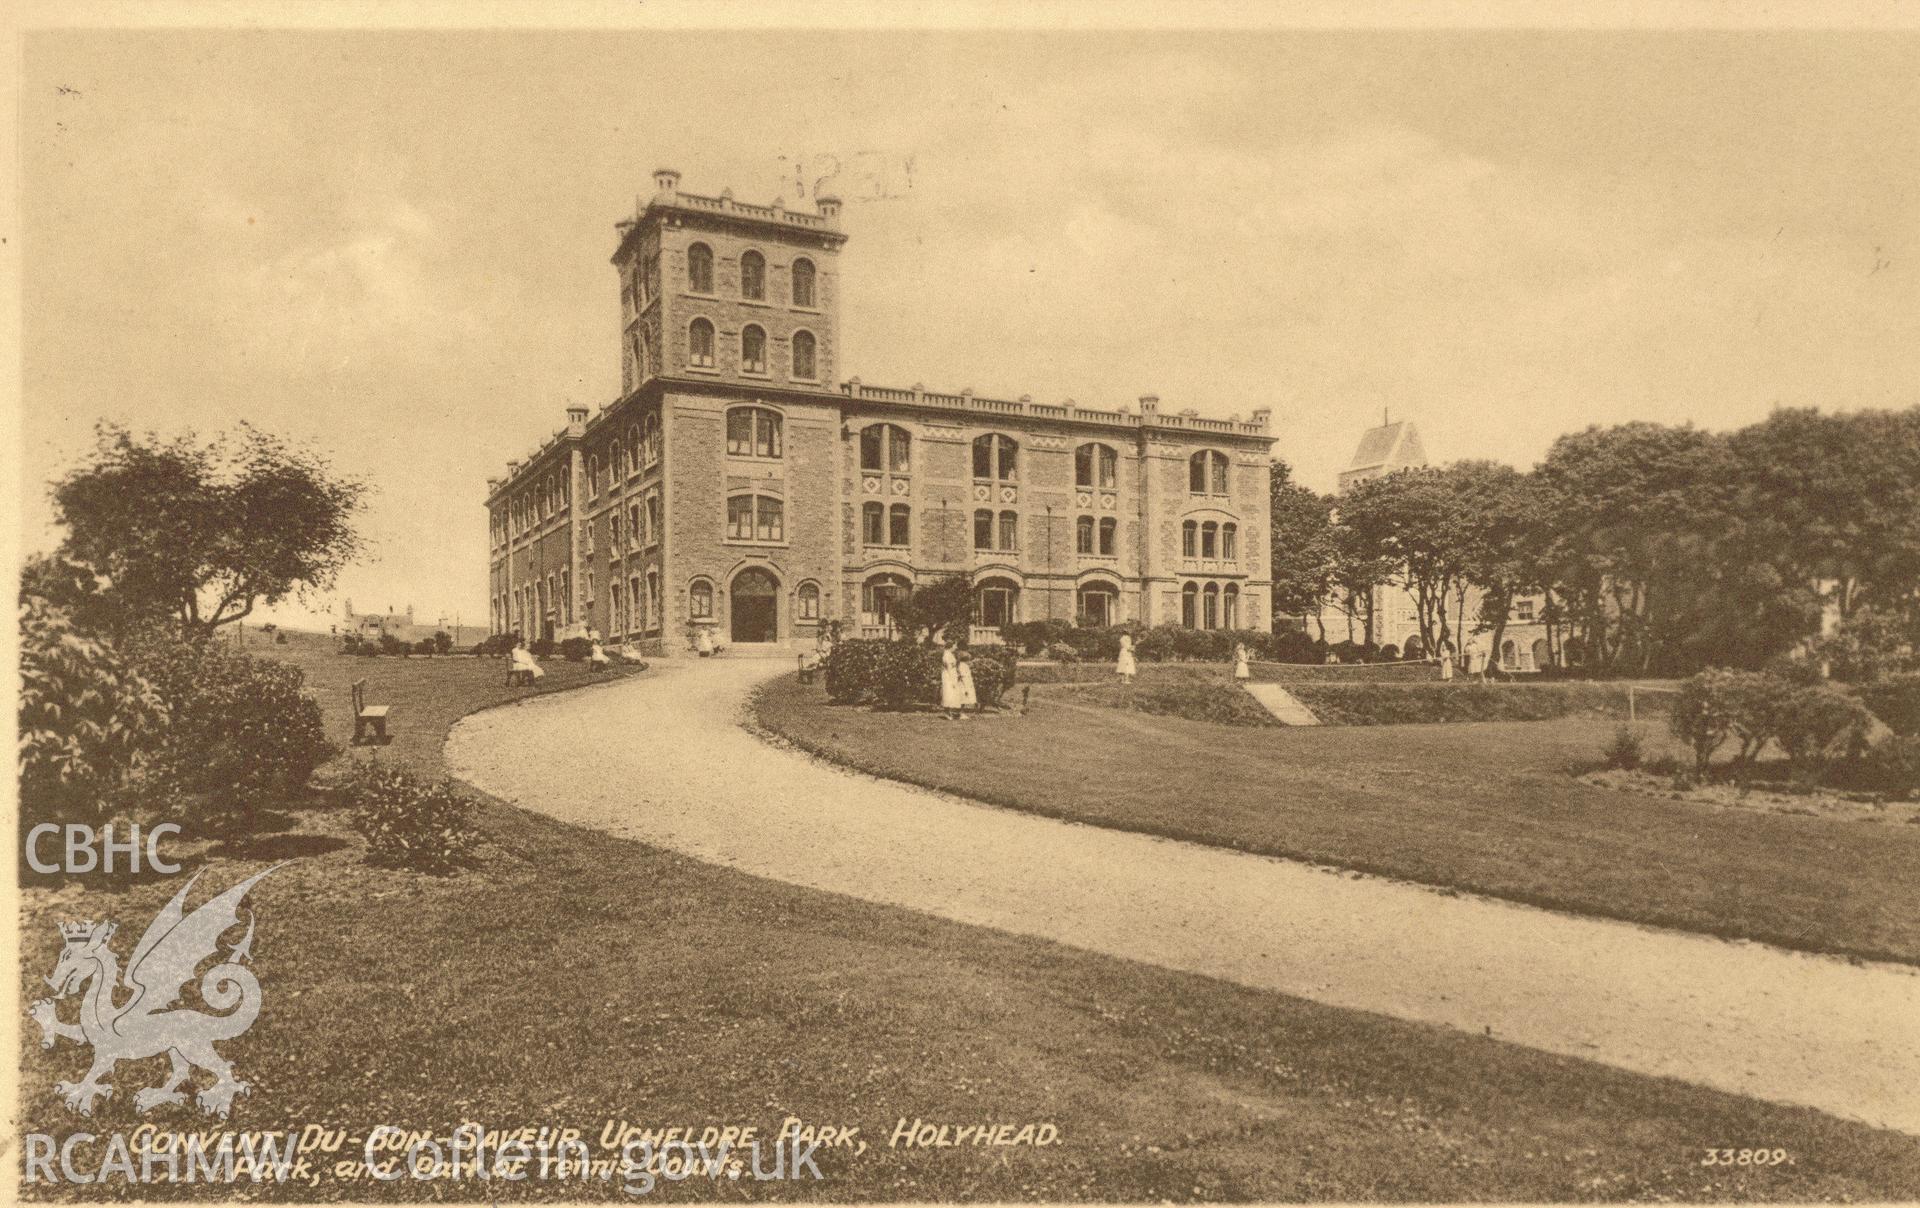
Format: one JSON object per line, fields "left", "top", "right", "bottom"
{"left": 447, "top": 657, "right": 1920, "bottom": 1135}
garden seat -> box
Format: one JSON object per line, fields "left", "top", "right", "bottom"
{"left": 350, "top": 679, "right": 392, "bottom": 746}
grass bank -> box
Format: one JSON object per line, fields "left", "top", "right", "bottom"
{"left": 754, "top": 674, "right": 1920, "bottom": 966}
{"left": 19, "top": 635, "right": 1920, "bottom": 1201}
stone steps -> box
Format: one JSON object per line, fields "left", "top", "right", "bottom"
{"left": 1242, "top": 682, "right": 1321, "bottom": 725}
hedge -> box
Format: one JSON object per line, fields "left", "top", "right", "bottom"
{"left": 822, "top": 639, "right": 1016, "bottom": 709}
{"left": 995, "top": 621, "right": 1374, "bottom": 665}
{"left": 1063, "top": 681, "right": 1279, "bottom": 728}
{"left": 1288, "top": 682, "right": 1663, "bottom": 727}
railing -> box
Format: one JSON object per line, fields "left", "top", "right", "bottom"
{"left": 668, "top": 192, "right": 828, "bottom": 229}
{"left": 839, "top": 380, "right": 1270, "bottom": 436}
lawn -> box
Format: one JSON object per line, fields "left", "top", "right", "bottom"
{"left": 18, "top": 631, "right": 1920, "bottom": 1201}
{"left": 754, "top": 674, "right": 1920, "bottom": 966}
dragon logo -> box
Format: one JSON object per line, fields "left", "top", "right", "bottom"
{"left": 29, "top": 866, "right": 280, "bottom": 1118}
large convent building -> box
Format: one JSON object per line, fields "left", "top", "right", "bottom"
{"left": 486, "top": 170, "right": 1277, "bottom": 652}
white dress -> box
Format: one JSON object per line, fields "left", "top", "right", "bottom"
{"left": 589, "top": 642, "right": 610, "bottom": 667}
{"left": 1233, "top": 646, "right": 1251, "bottom": 680}
{"left": 957, "top": 658, "right": 977, "bottom": 708}
{"left": 1115, "top": 636, "right": 1137, "bottom": 677}
{"left": 510, "top": 646, "right": 546, "bottom": 679}
{"left": 940, "top": 648, "right": 964, "bottom": 709}
{"left": 695, "top": 627, "right": 715, "bottom": 656}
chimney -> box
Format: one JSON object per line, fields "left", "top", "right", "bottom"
{"left": 566, "top": 405, "right": 589, "bottom": 432}
{"left": 817, "top": 194, "right": 842, "bottom": 224}
{"left": 652, "top": 167, "right": 680, "bottom": 198}
{"left": 1138, "top": 394, "right": 1160, "bottom": 422}
{"left": 1250, "top": 407, "right": 1272, "bottom": 430}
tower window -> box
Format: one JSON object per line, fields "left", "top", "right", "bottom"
{"left": 726, "top": 406, "right": 782, "bottom": 458}
{"left": 689, "top": 318, "right": 715, "bottom": 368}
{"left": 1201, "top": 521, "right": 1218, "bottom": 559}
{"left": 688, "top": 242, "right": 714, "bottom": 294}
{"left": 1222, "top": 522, "right": 1238, "bottom": 560}
{"left": 1099, "top": 516, "right": 1117, "bottom": 555}
{"left": 740, "top": 250, "right": 766, "bottom": 301}
{"left": 689, "top": 578, "right": 714, "bottom": 619}
{"left": 1182, "top": 519, "right": 1197, "bottom": 558}
{"left": 973, "top": 509, "right": 994, "bottom": 551}
{"left": 792, "top": 257, "right": 816, "bottom": 307}
{"left": 862, "top": 501, "right": 885, "bottom": 546}
{"left": 741, "top": 325, "right": 767, "bottom": 374}
{"left": 997, "top": 510, "right": 1019, "bottom": 552}
{"left": 797, "top": 581, "right": 821, "bottom": 620}
{"left": 726, "top": 493, "right": 785, "bottom": 543}
{"left": 1190, "top": 450, "right": 1230, "bottom": 495}
{"left": 1075, "top": 443, "right": 1118, "bottom": 489}
{"left": 860, "top": 423, "right": 911, "bottom": 472}
{"left": 791, "top": 330, "right": 817, "bottom": 380}
{"left": 972, "top": 433, "right": 1018, "bottom": 481}
{"left": 889, "top": 503, "right": 911, "bottom": 547}
{"left": 1075, "top": 515, "right": 1095, "bottom": 554}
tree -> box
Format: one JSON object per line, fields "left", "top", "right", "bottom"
{"left": 1268, "top": 462, "right": 1339, "bottom": 631}
{"left": 1532, "top": 422, "right": 1733, "bottom": 674}
{"left": 887, "top": 575, "right": 975, "bottom": 644}
{"left": 18, "top": 593, "right": 169, "bottom": 826}
{"left": 1336, "top": 468, "right": 1475, "bottom": 657}
{"left": 1727, "top": 407, "right": 1920, "bottom": 624}
{"left": 50, "top": 423, "right": 366, "bottom": 642}
{"left": 1447, "top": 461, "right": 1543, "bottom": 672}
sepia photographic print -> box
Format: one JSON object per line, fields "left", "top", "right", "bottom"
{"left": 7, "top": 2, "right": 1920, "bottom": 1203}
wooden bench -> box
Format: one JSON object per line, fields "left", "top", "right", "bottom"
{"left": 350, "top": 679, "right": 392, "bottom": 746}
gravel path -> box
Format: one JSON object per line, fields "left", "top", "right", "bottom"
{"left": 447, "top": 658, "right": 1920, "bottom": 1135}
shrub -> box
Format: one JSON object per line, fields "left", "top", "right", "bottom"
{"left": 559, "top": 636, "right": 594, "bottom": 663}
{"left": 871, "top": 642, "right": 937, "bottom": 709}
{"left": 530, "top": 637, "right": 556, "bottom": 659}
{"left": 967, "top": 647, "right": 1017, "bottom": 708}
{"left": 17, "top": 595, "right": 169, "bottom": 825}
{"left": 1602, "top": 724, "right": 1645, "bottom": 770}
{"left": 1266, "top": 628, "right": 1322, "bottom": 665}
{"left": 825, "top": 640, "right": 886, "bottom": 703}
{"left": 1378, "top": 644, "right": 1400, "bottom": 662}
{"left": 431, "top": 630, "right": 453, "bottom": 655}
{"left": 345, "top": 763, "right": 481, "bottom": 873}
{"left": 1001, "top": 619, "right": 1075, "bottom": 656}
{"left": 131, "top": 637, "right": 334, "bottom": 832}
{"left": 1774, "top": 684, "right": 1874, "bottom": 774}
{"left": 473, "top": 633, "right": 518, "bottom": 658}
{"left": 378, "top": 632, "right": 410, "bottom": 657}
{"left": 1857, "top": 673, "right": 1920, "bottom": 738}
{"left": 412, "top": 637, "right": 437, "bottom": 656}
{"left": 1852, "top": 736, "right": 1920, "bottom": 799}
{"left": 820, "top": 638, "right": 1016, "bottom": 709}
{"left": 1044, "top": 641, "right": 1081, "bottom": 664}
{"left": 1671, "top": 670, "right": 1739, "bottom": 772}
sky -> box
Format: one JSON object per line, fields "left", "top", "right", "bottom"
{"left": 18, "top": 26, "right": 1919, "bottom": 630}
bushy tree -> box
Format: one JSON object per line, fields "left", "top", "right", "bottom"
{"left": 49, "top": 423, "right": 366, "bottom": 641}
{"left": 1727, "top": 408, "right": 1920, "bottom": 623}
{"left": 1268, "top": 462, "right": 1338, "bottom": 628}
{"left": 17, "top": 594, "right": 169, "bottom": 825}
{"left": 130, "top": 636, "right": 334, "bottom": 834}
{"left": 887, "top": 575, "right": 975, "bottom": 644}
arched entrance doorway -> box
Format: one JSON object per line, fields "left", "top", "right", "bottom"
{"left": 731, "top": 568, "right": 779, "bottom": 643}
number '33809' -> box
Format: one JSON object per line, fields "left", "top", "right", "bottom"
{"left": 1702, "top": 1148, "right": 1791, "bottom": 1166}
